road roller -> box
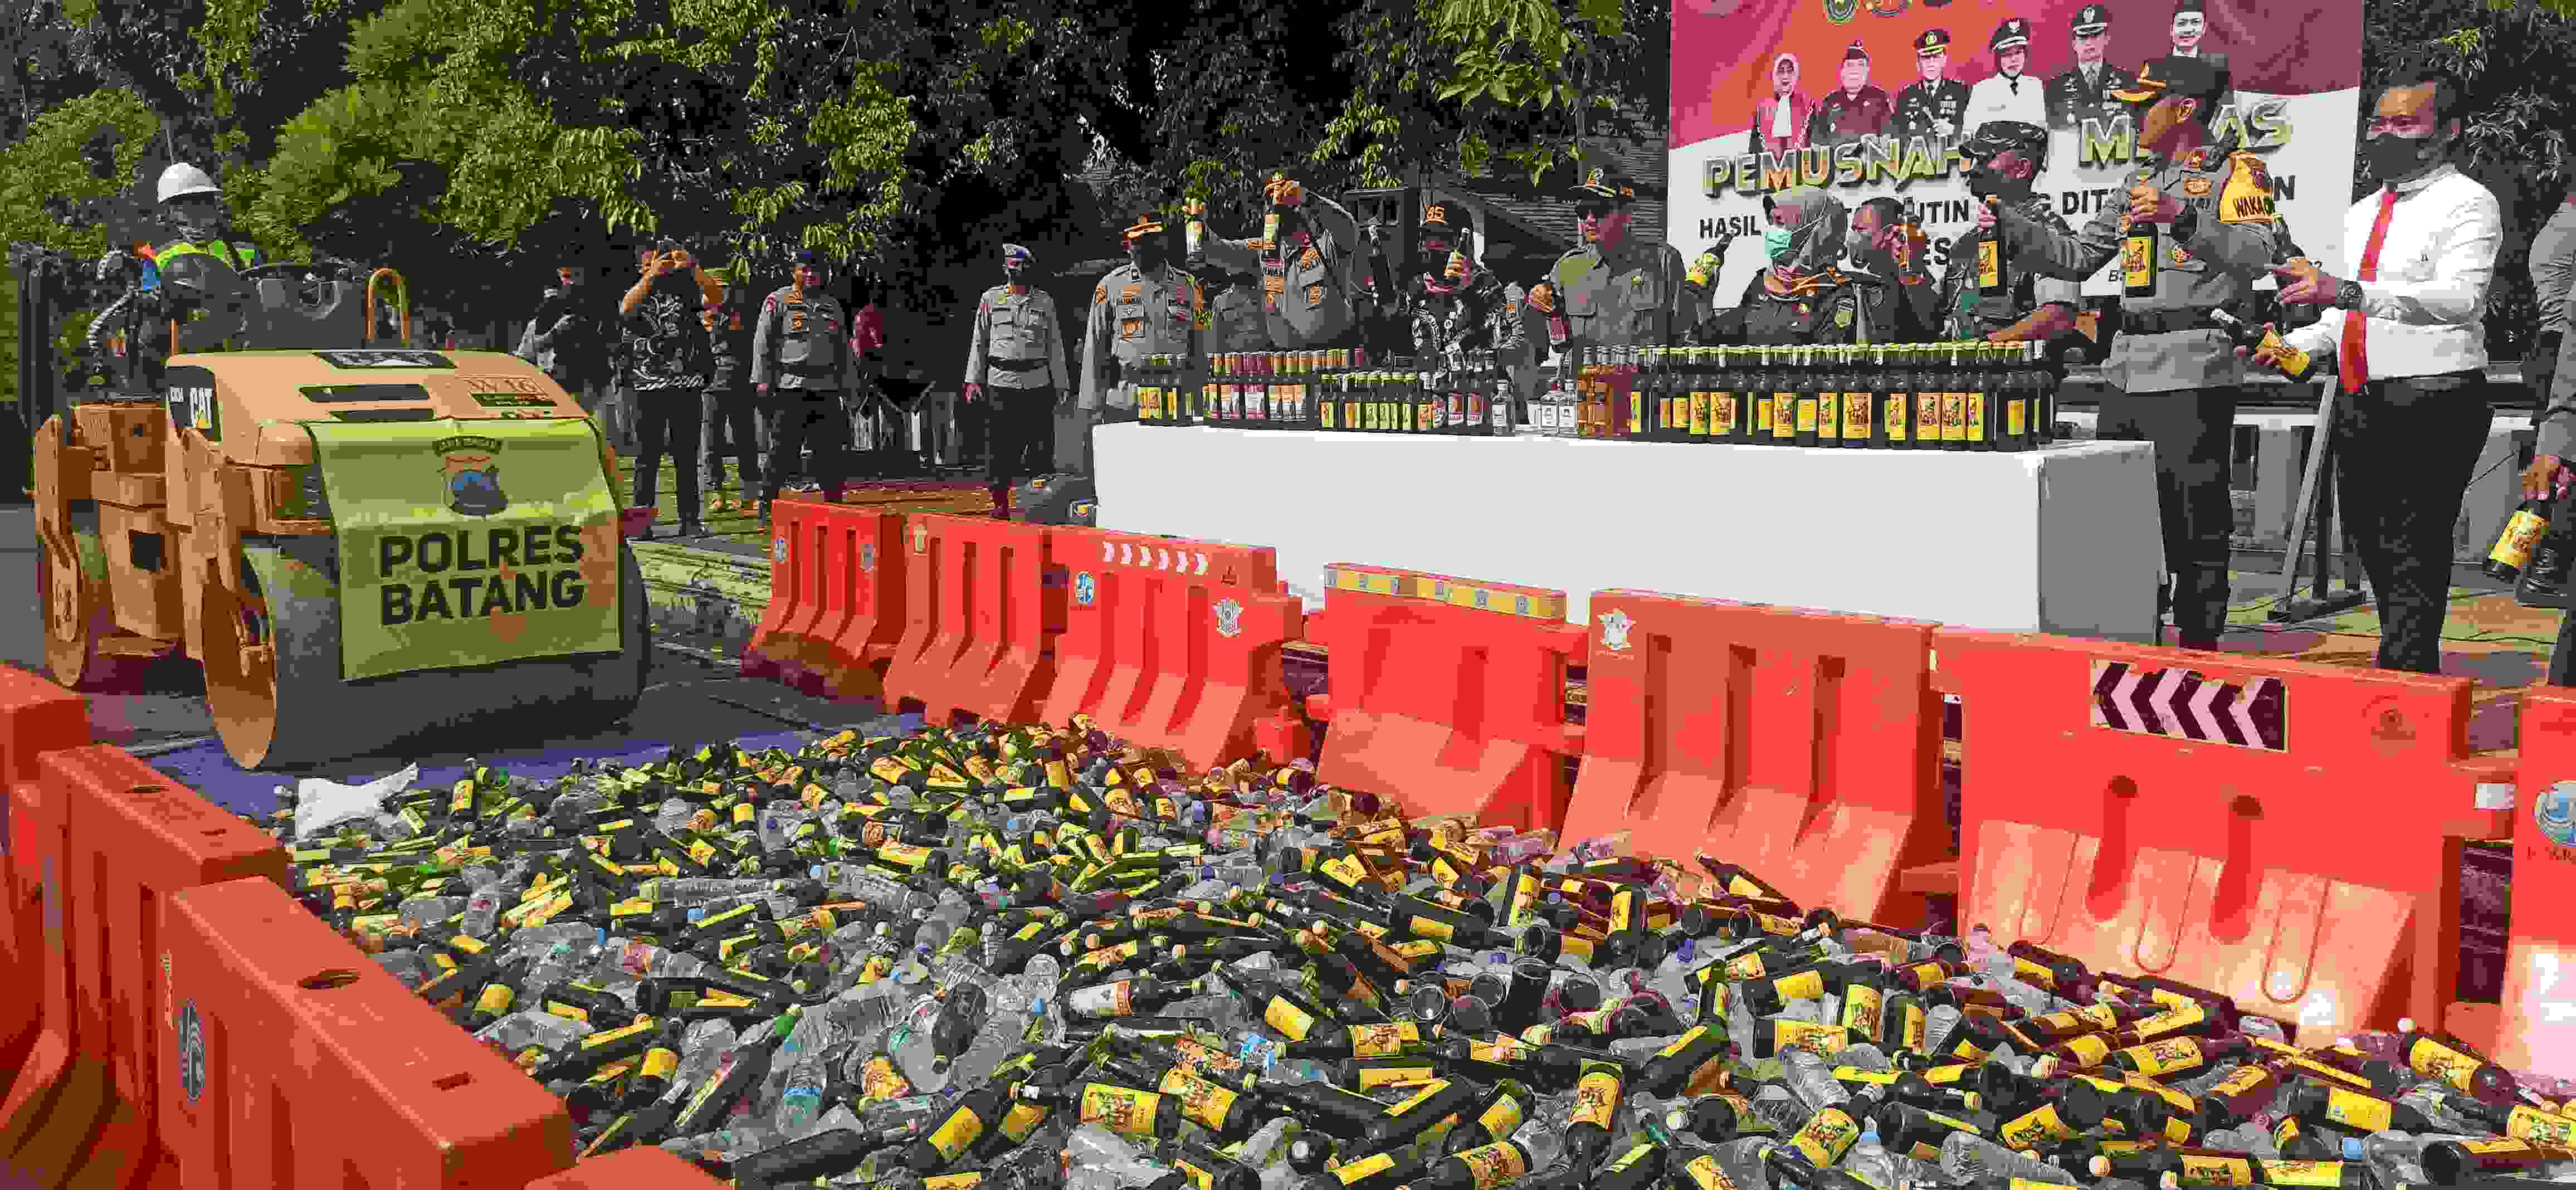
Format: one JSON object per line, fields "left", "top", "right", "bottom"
{"left": 33, "top": 255, "right": 648, "bottom": 769}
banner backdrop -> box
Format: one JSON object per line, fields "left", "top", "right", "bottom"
{"left": 1669, "top": 0, "right": 2364, "bottom": 300}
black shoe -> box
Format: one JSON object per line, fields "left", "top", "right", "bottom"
{"left": 679, "top": 520, "right": 707, "bottom": 539}
{"left": 757, "top": 500, "right": 773, "bottom": 525}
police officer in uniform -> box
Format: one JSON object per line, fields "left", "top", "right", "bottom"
{"left": 1705, "top": 187, "right": 1873, "bottom": 345}
{"left": 1401, "top": 205, "right": 1527, "bottom": 364}
{"left": 1994, "top": 56, "right": 2282, "bottom": 651}
{"left": 1525, "top": 168, "right": 1690, "bottom": 357}
{"left": 1184, "top": 175, "right": 1369, "bottom": 351}
{"left": 964, "top": 243, "right": 1072, "bottom": 516}
{"left": 1894, "top": 28, "right": 1972, "bottom": 143}
{"left": 752, "top": 248, "right": 861, "bottom": 523}
{"left": 1080, "top": 213, "right": 1208, "bottom": 473}
{"left": 1204, "top": 267, "right": 1273, "bottom": 356}
{"left": 1844, "top": 197, "right": 1943, "bottom": 343}
{"left": 1940, "top": 120, "right": 2085, "bottom": 344}
{"left": 2046, "top": 4, "right": 2134, "bottom": 132}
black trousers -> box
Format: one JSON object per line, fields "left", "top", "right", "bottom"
{"left": 2097, "top": 387, "right": 2241, "bottom": 649}
{"left": 763, "top": 389, "right": 853, "bottom": 502}
{"left": 628, "top": 386, "right": 702, "bottom": 516}
{"left": 2330, "top": 373, "right": 2494, "bottom": 674}
{"left": 701, "top": 387, "right": 765, "bottom": 489}
{"left": 985, "top": 385, "right": 1057, "bottom": 489}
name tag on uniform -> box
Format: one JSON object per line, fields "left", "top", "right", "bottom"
{"left": 1306, "top": 285, "right": 1326, "bottom": 309}
{"left": 789, "top": 313, "right": 807, "bottom": 333}
{"left": 1263, "top": 275, "right": 1286, "bottom": 297}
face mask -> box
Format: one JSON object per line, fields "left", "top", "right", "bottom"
{"left": 1763, "top": 227, "right": 1798, "bottom": 263}
{"left": 1131, "top": 242, "right": 1168, "bottom": 271}
{"left": 2365, "top": 133, "right": 2437, "bottom": 183}
{"left": 1003, "top": 266, "right": 1027, "bottom": 286}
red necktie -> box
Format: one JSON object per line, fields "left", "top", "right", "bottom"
{"left": 2340, "top": 188, "right": 2400, "bottom": 394}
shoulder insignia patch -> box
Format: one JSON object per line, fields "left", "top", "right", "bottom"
{"left": 764, "top": 294, "right": 779, "bottom": 313}
{"left": 1094, "top": 285, "right": 1107, "bottom": 304}
{"left": 2218, "top": 154, "right": 2278, "bottom": 225}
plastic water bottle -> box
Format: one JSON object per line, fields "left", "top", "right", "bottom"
{"left": 1842, "top": 1122, "right": 1900, "bottom": 1190}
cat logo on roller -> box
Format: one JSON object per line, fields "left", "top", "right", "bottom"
{"left": 435, "top": 435, "right": 509, "bottom": 516}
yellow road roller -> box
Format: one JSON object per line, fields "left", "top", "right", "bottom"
{"left": 33, "top": 256, "right": 647, "bottom": 769}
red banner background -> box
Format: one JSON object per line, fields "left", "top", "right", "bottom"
{"left": 1672, "top": 0, "right": 2365, "bottom": 149}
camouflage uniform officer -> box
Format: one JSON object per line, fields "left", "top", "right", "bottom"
{"left": 1184, "top": 175, "right": 1370, "bottom": 350}
{"left": 1401, "top": 205, "right": 1526, "bottom": 364}
{"left": 1940, "top": 121, "right": 2085, "bottom": 344}
{"left": 1705, "top": 187, "right": 1876, "bottom": 345}
{"left": 1080, "top": 213, "right": 1208, "bottom": 472}
{"left": 752, "top": 248, "right": 861, "bottom": 522}
{"left": 965, "top": 243, "right": 1072, "bottom": 515}
{"left": 1996, "top": 56, "right": 2284, "bottom": 651}
{"left": 1525, "top": 167, "right": 1690, "bottom": 357}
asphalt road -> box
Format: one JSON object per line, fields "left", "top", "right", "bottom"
{"left": 0, "top": 501, "right": 901, "bottom": 820}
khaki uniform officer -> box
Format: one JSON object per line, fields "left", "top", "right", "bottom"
{"left": 964, "top": 242, "right": 1071, "bottom": 515}
{"left": 753, "top": 248, "right": 861, "bottom": 521}
{"left": 1185, "top": 175, "right": 1370, "bottom": 350}
{"left": 1079, "top": 213, "right": 1209, "bottom": 473}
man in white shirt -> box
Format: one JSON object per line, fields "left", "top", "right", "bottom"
{"left": 2252, "top": 60, "right": 2500, "bottom": 674}
{"left": 1965, "top": 18, "right": 2047, "bottom": 133}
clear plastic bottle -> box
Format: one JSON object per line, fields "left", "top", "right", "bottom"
{"left": 1936, "top": 1132, "right": 2074, "bottom": 1185}
{"left": 1063, "top": 1122, "right": 1168, "bottom": 1190}
{"left": 1841, "top": 1122, "right": 1900, "bottom": 1190}
{"left": 1782, "top": 1047, "right": 1852, "bottom": 1110}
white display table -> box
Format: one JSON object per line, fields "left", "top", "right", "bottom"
{"left": 1092, "top": 424, "right": 2166, "bottom": 642}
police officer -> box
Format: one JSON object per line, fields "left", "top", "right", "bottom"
{"left": 1401, "top": 205, "right": 1524, "bottom": 363}
{"left": 964, "top": 243, "right": 1071, "bottom": 517}
{"left": 752, "top": 248, "right": 861, "bottom": 523}
{"left": 702, "top": 276, "right": 763, "bottom": 514}
{"left": 1080, "top": 213, "right": 1207, "bottom": 472}
{"left": 1845, "top": 197, "right": 1943, "bottom": 343}
{"left": 2046, "top": 4, "right": 2134, "bottom": 132}
{"left": 1525, "top": 167, "right": 1690, "bottom": 357}
{"left": 1893, "top": 28, "right": 1971, "bottom": 143}
{"left": 1940, "top": 120, "right": 2085, "bottom": 344}
{"left": 1993, "top": 56, "right": 2282, "bottom": 652}
{"left": 1204, "top": 267, "right": 1272, "bottom": 356}
{"left": 1183, "top": 174, "right": 1369, "bottom": 351}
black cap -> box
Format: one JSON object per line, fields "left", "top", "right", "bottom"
{"left": 1573, "top": 166, "right": 1637, "bottom": 202}
{"left": 1914, "top": 28, "right": 1951, "bottom": 54}
{"left": 1842, "top": 40, "right": 1868, "bottom": 62}
{"left": 2174, "top": 0, "right": 2206, "bottom": 12}
{"left": 2072, "top": 3, "right": 2111, "bottom": 33}
{"left": 2112, "top": 54, "right": 2230, "bottom": 106}
{"left": 1989, "top": 17, "right": 2030, "bottom": 51}
{"left": 1962, "top": 119, "right": 2050, "bottom": 167}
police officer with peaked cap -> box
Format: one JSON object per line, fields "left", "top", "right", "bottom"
{"left": 1185, "top": 174, "right": 1370, "bottom": 350}
{"left": 1524, "top": 167, "right": 1690, "bottom": 357}
{"left": 1940, "top": 120, "right": 2085, "bottom": 345}
{"left": 752, "top": 247, "right": 861, "bottom": 523}
{"left": 1992, "top": 54, "right": 2285, "bottom": 651}
{"left": 2047, "top": 4, "right": 2135, "bottom": 131}
{"left": 965, "top": 243, "right": 1071, "bottom": 516}
{"left": 1965, "top": 18, "right": 2047, "bottom": 131}
{"left": 1080, "top": 213, "right": 1207, "bottom": 470}
{"left": 1894, "top": 27, "right": 1970, "bottom": 142}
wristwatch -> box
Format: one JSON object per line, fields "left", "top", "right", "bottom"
{"left": 2335, "top": 280, "right": 2365, "bottom": 310}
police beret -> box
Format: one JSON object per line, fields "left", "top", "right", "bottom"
{"left": 2072, "top": 3, "right": 2111, "bottom": 33}
{"left": 1418, "top": 203, "right": 1457, "bottom": 231}
{"left": 1914, "top": 28, "right": 1951, "bottom": 54}
{"left": 1574, "top": 167, "right": 1638, "bottom": 202}
{"left": 1002, "top": 243, "right": 1034, "bottom": 266}
{"left": 1842, "top": 40, "right": 1868, "bottom": 62}
{"left": 1989, "top": 18, "right": 2029, "bottom": 51}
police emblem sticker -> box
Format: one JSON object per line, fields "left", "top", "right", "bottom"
{"left": 434, "top": 435, "right": 508, "bottom": 518}
{"left": 1599, "top": 609, "right": 1635, "bottom": 652}
{"left": 1214, "top": 597, "right": 1245, "bottom": 638}
{"left": 1074, "top": 572, "right": 1098, "bottom": 607}
{"left": 773, "top": 536, "right": 787, "bottom": 564}
{"left": 2183, "top": 178, "right": 2212, "bottom": 198}
{"left": 912, "top": 525, "right": 929, "bottom": 554}
{"left": 2539, "top": 780, "right": 2576, "bottom": 848}
{"left": 177, "top": 999, "right": 206, "bottom": 1103}
{"left": 858, "top": 543, "right": 877, "bottom": 573}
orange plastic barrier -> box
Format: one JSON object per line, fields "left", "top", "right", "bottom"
{"left": 880, "top": 514, "right": 1064, "bottom": 725}
{"left": 745, "top": 499, "right": 908, "bottom": 700}
{"left": 1305, "top": 565, "right": 1584, "bottom": 831}
{"left": 1935, "top": 630, "right": 2515, "bottom": 1040}
{"left": 2482, "top": 687, "right": 2576, "bottom": 1074}
{"left": 1038, "top": 527, "right": 1305, "bottom": 769}
{"left": 1557, "top": 592, "right": 1948, "bottom": 927}
{"left": 524, "top": 1146, "right": 728, "bottom": 1188}
{"left": 0, "top": 672, "right": 105, "bottom": 1188}
{"left": 159, "top": 875, "right": 575, "bottom": 1188}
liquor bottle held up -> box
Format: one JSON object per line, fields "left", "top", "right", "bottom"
{"left": 2123, "top": 166, "right": 2159, "bottom": 298}
{"left": 2208, "top": 308, "right": 2315, "bottom": 383}
{"left": 1976, "top": 197, "right": 2007, "bottom": 297}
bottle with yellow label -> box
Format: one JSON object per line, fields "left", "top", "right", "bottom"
{"left": 2124, "top": 167, "right": 2160, "bottom": 298}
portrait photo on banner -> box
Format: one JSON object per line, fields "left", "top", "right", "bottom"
{"left": 1668, "top": 0, "right": 2364, "bottom": 297}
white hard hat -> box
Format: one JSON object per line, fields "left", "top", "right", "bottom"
{"left": 157, "top": 163, "right": 222, "bottom": 205}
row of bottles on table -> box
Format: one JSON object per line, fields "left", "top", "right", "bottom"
{"left": 1534, "top": 342, "right": 2061, "bottom": 451}
{"left": 1138, "top": 351, "right": 1519, "bottom": 436}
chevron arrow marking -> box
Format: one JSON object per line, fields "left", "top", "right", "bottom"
{"left": 2089, "top": 662, "right": 2289, "bottom": 752}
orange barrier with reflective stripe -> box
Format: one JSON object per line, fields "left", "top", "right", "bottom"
{"left": 525, "top": 1147, "right": 730, "bottom": 1188}
{"left": 1935, "top": 630, "right": 2515, "bottom": 1039}
{"left": 1305, "top": 565, "right": 1584, "bottom": 831}
{"left": 881, "top": 514, "right": 1063, "bottom": 725}
{"left": 1040, "top": 527, "right": 1304, "bottom": 769}
{"left": 159, "top": 876, "right": 575, "bottom": 1187}
{"left": 1557, "top": 592, "right": 1948, "bottom": 928}
{"left": 2476, "top": 688, "right": 2576, "bottom": 1074}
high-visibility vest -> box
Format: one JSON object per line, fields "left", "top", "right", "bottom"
{"left": 154, "top": 239, "right": 261, "bottom": 271}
